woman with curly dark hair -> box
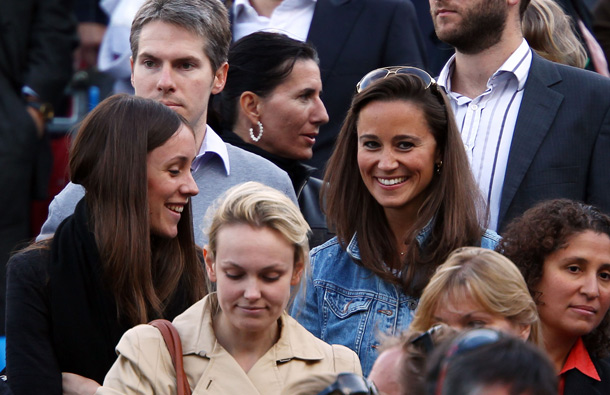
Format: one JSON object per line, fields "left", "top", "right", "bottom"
{"left": 498, "top": 199, "right": 610, "bottom": 394}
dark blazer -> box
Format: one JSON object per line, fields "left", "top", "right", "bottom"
{"left": 498, "top": 53, "right": 610, "bottom": 232}
{"left": 305, "top": 0, "right": 427, "bottom": 174}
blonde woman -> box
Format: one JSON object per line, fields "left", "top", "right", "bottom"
{"left": 410, "top": 247, "right": 542, "bottom": 345}
{"left": 522, "top": 0, "right": 587, "bottom": 67}
{"left": 98, "top": 182, "right": 361, "bottom": 394}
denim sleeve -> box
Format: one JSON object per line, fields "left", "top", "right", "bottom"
{"left": 289, "top": 254, "right": 322, "bottom": 338}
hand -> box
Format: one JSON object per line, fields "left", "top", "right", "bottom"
{"left": 26, "top": 105, "right": 45, "bottom": 139}
{"left": 61, "top": 372, "right": 101, "bottom": 395}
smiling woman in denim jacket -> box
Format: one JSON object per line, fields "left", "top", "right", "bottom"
{"left": 290, "top": 69, "right": 499, "bottom": 375}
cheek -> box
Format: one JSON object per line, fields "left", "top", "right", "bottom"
{"left": 216, "top": 279, "right": 241, "bottom": 303}
{"left": 599, "top": 287, "right": 610, "bottom": 312}
{"left": 356, "top": 151, "right": 372, "bottom": 175}
{"left": 270, "top": 280, "right": 294, "bottom": 305}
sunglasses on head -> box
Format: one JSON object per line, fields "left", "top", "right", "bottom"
{"left": 317, "top": 372, "right": 379, "bottom": 395}
{"left": 356, "top": 66, "right": 437, "bottom": 93}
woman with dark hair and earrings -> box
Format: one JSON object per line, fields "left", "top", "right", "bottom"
{"left": 291, "top": 68, "right": 499, "bottom": 376}
{"left": 498, "top": 199, "right": 610, "bottom": 394}
{"left": 218, "top": 31, "right": 331, "bottom": 247}
{"left": 5, "top": 94, "right": 207, "bottom": 395}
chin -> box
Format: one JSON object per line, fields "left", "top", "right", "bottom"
{"left": 151, "top": 228, "right": 179, "bottom": 239}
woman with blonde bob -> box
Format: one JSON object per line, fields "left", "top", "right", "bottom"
{"left": 410, "top": 247, "right": 542, "bottom": 346}
{"left": 98, "top": 182, "right": 361, "bottom": 394}
{"left": 368, "top": 248, "right": 541, "bottom": 394}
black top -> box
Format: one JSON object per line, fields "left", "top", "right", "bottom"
{"left": 5, "top": 199, "right": 193, "bottom": 394}
{"left": 222, "top": 130, "right": 333, "bottom": 247}
{"left": 564, "top": 353, "right": 610, "bottom": 395}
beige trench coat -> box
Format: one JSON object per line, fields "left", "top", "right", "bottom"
{"left": 96, "top": 293, "right": 361, "bottom": 394}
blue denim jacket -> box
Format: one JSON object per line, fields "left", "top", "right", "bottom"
{"left": 290, "top": 227, "right": 499, "bottom": 376}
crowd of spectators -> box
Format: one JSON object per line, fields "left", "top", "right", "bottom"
{"left": 2, "top": 0, "right": 610, "bottom": 393}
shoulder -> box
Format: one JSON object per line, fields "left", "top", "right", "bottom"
{"left": 282, "top": 314, "right": 362, "bottom": 374}
{"left": 172, "top": 296, "right": 212, "bottom": 351}
{"left": 225, "top": 143, "right": 285, "bottom": 174}
{"left": 329, "top": 344, "right": 363, "bottom": 374}
{"left": 38, "top": 182, "right": 85, "bottom": 240}
{"left": 311, "top": 236, "right": 343, "bottom": 255}
{"left": 529, "top": 56, "right": 610, "bottom": 94}
{"left": 114, "top": 324, "right": 168, "bottom": 360}
{"left": 7, "top": 245, "right": 51, "bottom": 281}
{"left": 310, "top": 237, "right": 346, "bottom": 267}
{"left": 224, "top": 143, "right": 294, "bottom": 190}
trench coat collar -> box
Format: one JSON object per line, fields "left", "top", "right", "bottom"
{"left": 173, "top": 293, "right": 327, "bottom": 362}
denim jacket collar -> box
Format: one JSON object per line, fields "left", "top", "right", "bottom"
{"left": 345, "top": 219, "right": 435, "bottom": 261}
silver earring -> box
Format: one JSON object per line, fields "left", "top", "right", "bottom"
{"left": 249, "top": 121, "right": 263, "bottom": 142}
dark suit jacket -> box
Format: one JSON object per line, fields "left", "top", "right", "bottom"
{"left": 305, "top": 0, "right": 427, "bottom": 174}
{"left": 498, "top": 53, "right": 610, "bottom": 232}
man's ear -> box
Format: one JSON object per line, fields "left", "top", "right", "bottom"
{"left": 239, "top": 91, "right": 262, "bottom": 125}
{"left": 212, "top": 62, "right": 229, "bottom": 94}
{"left": 203, "top": 246, "right": 217, "bottom": 282}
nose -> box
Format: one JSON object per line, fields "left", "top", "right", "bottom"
{"left": 244, "top": 278, "right": 261, "bottom": 301}
{"left": 157, "top": 64, "right": 176, "bottom": 93}
{"left": 378, "top": 148, "right": 399, "bottom": 171}
{"left": 180, "top": 171, "right": 199, "bottom": 197}
{"left": 311, "top": 98, "right": 329, "bottom": 125}
{"left": 581, "top": 273, "right": 600, "bottom": 299}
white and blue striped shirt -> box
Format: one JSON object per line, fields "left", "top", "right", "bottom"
{"left": 438, "top": 39, "right": 532, "bottom": 231}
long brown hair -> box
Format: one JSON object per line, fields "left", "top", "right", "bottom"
{"left": 323, "top": 74, "right": 486, "bottom": 296}
{"left": 70, "top": 94, "right": 206, "bottom": 325}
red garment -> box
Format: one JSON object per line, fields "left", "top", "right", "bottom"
{"left": 558, "top": 338, "right": 600, "bottom": 394}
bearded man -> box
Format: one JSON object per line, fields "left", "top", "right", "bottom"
{"left": 430, "top": 0, "right": 610, "bottom": 232}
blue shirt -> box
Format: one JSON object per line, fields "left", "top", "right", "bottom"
{"left": 290, "top": 227, "right": 499, "bottom": 375}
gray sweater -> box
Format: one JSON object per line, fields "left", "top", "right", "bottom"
{"left": 38, "top": 143, "right": 296, "bottom": 247}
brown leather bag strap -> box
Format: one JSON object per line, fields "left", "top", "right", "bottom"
{"left": 149, "top": 319, "right": 192, "bottom": 395}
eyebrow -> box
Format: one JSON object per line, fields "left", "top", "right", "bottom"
{"left": 165, "top": 156, "right": 190, "bottom": 165}
{"left": 298, "top": 88, "right": 317, "bottom": 96}
{"left": 433, "top": 311, "right": 485, "bottom": 322}
{"left": 137, "top": 52, "right": 201, "bottom": 64}
{"left": 358, "top": 134, "right": 421, "bottom": 142}
{"left": 219, "top": 261, "right": 285, "bottom": 271}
